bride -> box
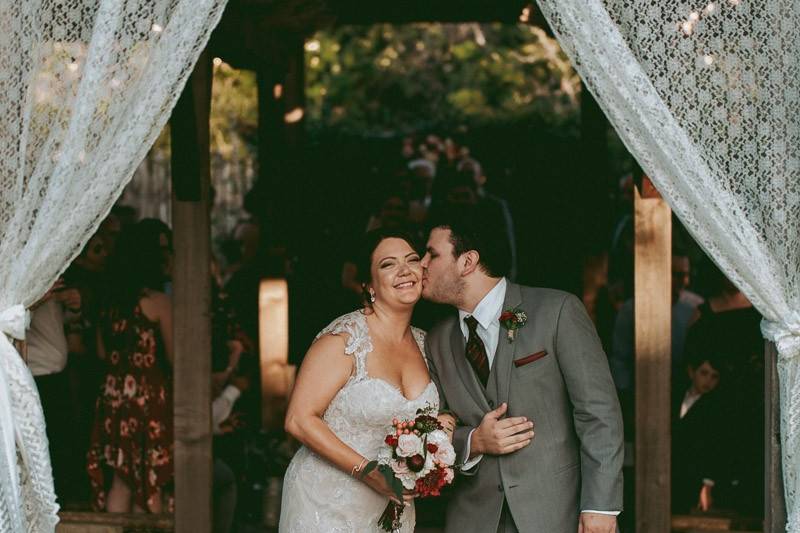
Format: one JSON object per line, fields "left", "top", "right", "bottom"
{"left": 279, "top": 228, "right": 454, "bottom": 532}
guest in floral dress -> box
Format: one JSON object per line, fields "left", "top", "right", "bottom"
{"left": 87, "top": 221, "right": 174, "bottom": 513}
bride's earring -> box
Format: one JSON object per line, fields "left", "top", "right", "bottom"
{"left": 369, "top": 290, "right": 376, "bottom": 303}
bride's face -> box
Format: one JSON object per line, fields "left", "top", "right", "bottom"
{"left": 369, "top": 238, "right": 423, "bottom": 307}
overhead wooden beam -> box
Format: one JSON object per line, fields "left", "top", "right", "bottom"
{"left": 634, "top": 177, "right": 671, "bottom": 533}
{"left": 765, "top": 341, "right": 787, "bottom": 532}
{"left": 170, "top": 49, "right": 213, "bottom": 533}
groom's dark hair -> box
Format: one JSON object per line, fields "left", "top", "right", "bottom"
{"left": 429, "top": 205, "right": 511, "bottom": 278}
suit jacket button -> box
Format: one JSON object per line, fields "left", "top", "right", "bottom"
{"left": 497, "top": 484, "right": 503, "bottom": 492}
{"left": 488, "top": 400, "right": 494, "bottom": 408}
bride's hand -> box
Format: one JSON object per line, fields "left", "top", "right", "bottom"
{"left": 437, "top": 413, "right": 456, "bottom": 440}
{"left": 361, "top": 470, "right": 416, "bottom": 505}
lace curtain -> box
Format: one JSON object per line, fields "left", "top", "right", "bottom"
{"left": 0, "top": 0, "right": 228, "bottom": 530}
{"left": 536, "top": 0, "right": 799, "bottom": 529}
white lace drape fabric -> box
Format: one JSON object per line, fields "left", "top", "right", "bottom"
{"left": 280, "top": 311, "right": 436, "bottom": 532}
{"left": 0, "top": 1, "right": 228, "bottom": 530}
{"left": 535, "top": 0, "right": 799, "bottom": 529}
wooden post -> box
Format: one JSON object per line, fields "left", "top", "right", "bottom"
{"left": 765, "top": 341, "right": 787, "bottom": 532}
{"left": 634, "top": 177, "right": 672, "bottom": 532}
{"left": 170, "top": 49, "right": 213, "bottom": 533}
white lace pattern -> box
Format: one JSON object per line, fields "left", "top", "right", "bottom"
{"left": 0, "top": 2, "right": 228, "bottom": 530}
{"left": 535, "top": 1, "right": 800, "bottom": 528}
{"left": 279, "top": 311, "right": 436, "bottom": 532}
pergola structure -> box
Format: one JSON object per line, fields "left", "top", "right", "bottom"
{"left": 59, "top": 1, "right": 784, "bottom": 532}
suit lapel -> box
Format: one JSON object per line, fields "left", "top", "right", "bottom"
{"left": 449, "top": 319, "right": 491, "bottom": 412}
{"left": 495, "top": 282, "right": 522, "bottom": 405}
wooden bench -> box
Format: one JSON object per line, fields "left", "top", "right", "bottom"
{"left": 672, "top": 514, "right": 762, "bottom": 532}
{"left": 57, "top": 512, "right": 173, "bottom": 533}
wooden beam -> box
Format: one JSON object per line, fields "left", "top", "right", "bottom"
{"left": 765, "top": 341, "right": 786, "bottom": 532}
{"left": 634, "top": 180, "right": 672, "bottom": 532}
{"left": 170, "top": 49, "right": 213, "bottom": 533}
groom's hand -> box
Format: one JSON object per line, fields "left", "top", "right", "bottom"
{"left": 578, "top": 512, "right": 616, "bottom": 533}
{"left": 470, "top": 403, "right": 534, "bottom": 457}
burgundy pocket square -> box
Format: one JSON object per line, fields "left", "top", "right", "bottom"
{"left": 514, "top": 350, "right": 548, "bottom": 368}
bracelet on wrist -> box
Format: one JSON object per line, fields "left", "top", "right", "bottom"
{"left": 350, "top": 458, "right": 368, "bottom": 478}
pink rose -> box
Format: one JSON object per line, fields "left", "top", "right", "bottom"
{"left": 396, "top": 433, "right": 423, "bottom": 458}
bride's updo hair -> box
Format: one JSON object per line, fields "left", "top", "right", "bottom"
{"left": 356, "top": 227, "right": 419, "bottom": 308}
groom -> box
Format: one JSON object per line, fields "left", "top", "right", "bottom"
{"left": 421, "top": 210, "right": 623, "bottom": 533}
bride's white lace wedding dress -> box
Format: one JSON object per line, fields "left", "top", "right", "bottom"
{"left": 279, "top": 310, "right": 438, "bottom": 532}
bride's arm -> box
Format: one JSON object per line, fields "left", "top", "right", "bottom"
{"left": 284, "top": 334, "right": 407, "bottom": 503}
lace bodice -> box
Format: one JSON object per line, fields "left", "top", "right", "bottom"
{"left": 279, "top": 311, "right": 437, "bottom": 533}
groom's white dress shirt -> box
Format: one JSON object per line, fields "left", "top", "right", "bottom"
{"left": 458, "top": 277, "right": 618, "bottom": 517}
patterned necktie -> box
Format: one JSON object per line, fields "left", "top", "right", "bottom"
{"left": 464, "top": 315, "right": 490, "bottom": 387}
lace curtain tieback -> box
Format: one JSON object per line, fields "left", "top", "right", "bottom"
{"left": 762, "top": 315, "right": 800, "bottom": 359}
{"left": 0, "top": 304, "right": 31, "bottom": 530}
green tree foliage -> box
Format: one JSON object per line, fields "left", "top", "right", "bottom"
{"left": 305, "top": 23, "right": 580, "bottom": 136}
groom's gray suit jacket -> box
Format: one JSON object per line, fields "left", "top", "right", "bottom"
{"left": 425, "top": 283, "right": 624, "bottom": 532}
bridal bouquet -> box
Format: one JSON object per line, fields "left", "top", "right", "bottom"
{"left": 365, "top": 406, "right": 456, "bottom": 532}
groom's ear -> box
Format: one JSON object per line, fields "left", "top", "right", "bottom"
{"left": 460, "top": 250, "right": 481, "bottom": 277}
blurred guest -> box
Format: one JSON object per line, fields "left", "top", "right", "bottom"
{"left": 407, "top": 158, "right": 436, "bottom": 224}
{"left": 458, "top": 157, "right": 517, "bottom": 280}
{"left": 62, "top": 231, "right": 110, "bottom": 501}
{"left": 136, "top": 218, "right": 173, "bottom": 292}
{"left": 224, "top": 219, "right": 264, "bottom": 345}
{"left": 672, "top": 352, "right": 725, "bottom": 514}
{"left": 98, "top": 212, "right": 123, "bottom": 257}
{"left": 86, "top": 222, "right": 174, "bottom": 513}
{"left": 684, "top": 264, "right": 763, "bottom": 517}
{"left": 343, "top": 188, "right": 415, "bottom": 300}
{"left": 609, "top": 250, "right": 703, "bottom": 392}
{"left": 110, "top": 204, "right": 138, "bottom": 233}
{"left": 365, "top": 191, "right": 411, "bottom": 232}
{"left": 27, "top": 279, "right": 82, "bottom": 501}
{"left": 429, "top": 167, "right": 515, "bottom": 279}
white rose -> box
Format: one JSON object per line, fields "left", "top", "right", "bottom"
{"left": 399, "top": 472, "right": 418, "bottom": 490}
{"left": 427, "top": 429, "right": 449, "bottom": 447}
{"left": 396, "top": 433, "right": 423, "bottom": 458}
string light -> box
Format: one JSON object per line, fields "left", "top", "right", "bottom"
{"left": 212, "top": 57, "right": 223, "bottom": 67}
{"left": 284, "top": 107, "right": 304, "bottom": 124}
{"left": 273, "top": 84, "right": 283, "bottom": 99}
{"left": 304, "top": 40, "right": 320, "bottom": 53}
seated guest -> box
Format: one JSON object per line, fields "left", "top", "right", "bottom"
{"left": 672, "top": 352, "right": 725, "bottom": 514}
{"left": 86, "top": 222, "right": 174, "bottom": 513}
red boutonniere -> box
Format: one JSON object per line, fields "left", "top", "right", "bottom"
{"left": 499, "top": 308, "right": 528, "bottom": 343}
